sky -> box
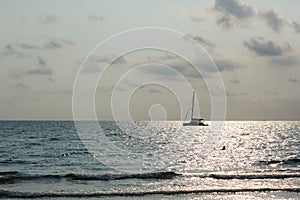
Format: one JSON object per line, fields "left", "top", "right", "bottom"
{"left": 0, "top": 0, "right": 300, "bottom": 120}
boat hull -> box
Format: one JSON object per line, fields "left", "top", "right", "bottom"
{"left": 183, "top": 122, "right": 208, "bottom": 126}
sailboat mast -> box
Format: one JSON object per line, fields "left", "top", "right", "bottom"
{"left": 191, "top": 91, "right": 195, "bottom": 119}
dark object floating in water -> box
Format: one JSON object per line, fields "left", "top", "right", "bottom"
{"left": 221, "top": 146, "right": 226, "bottom": 150}
{"left": 61, "top": 151, "right": 89, "bottom": 157}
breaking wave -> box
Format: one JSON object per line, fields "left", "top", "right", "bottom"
{"left": 1, "top": 187, "right": 300, "bottom": 198}
{"left": 1, "top": 170, "right": 300, "bottom": 185}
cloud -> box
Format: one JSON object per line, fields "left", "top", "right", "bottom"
{"left": 114, "top": 56, "right": 126, "bottom": 64}
{"left": 146, "top": 54, "right": 239, "bottom": 79}
{"left": 243, "top": 37, "right": 291, "bottom": 56}
{"left": 216, "top": 14, "right": 234, "bottom": 29}
{"left": 37, "top": 57, "right": 47, "bottom": 66}
{"left": 88, "top": 55, "right": 126, "bottom": 64}
{"left": 88, "top": 55, "right": 111, "bottom": 63}
{"left": 82, "top": 55, "right": 126, "bottom": 74}
{"left": 190, "top": 16, "right": 205, "bottom": 22}
{"left": 47, "top": 77, "right": 55, "bottom": 82}
{"left": 27, "top": 68, "right": 53, "bottom": 76}
{"left": 37, "top": 88, "right": 72, "bottom": 95}
{"left": 19, "top": 43, "right": 39, "bottom": 50}
{"left": 3, "top": 44, "right": 24, "bottom": 57}
{"left": 289, "top": 78, "right": 298, "bottom": 83}
{"left": 269, "top": 56, "right": 299, "bottom": 67}
{"left": 259, "top": 9, "right": 285, "bottom": 33}
{"left": 38, "top": 15, "right": 58, "bottom": 25}
{"left": 187, "top": 34, "right": 215, "bottom": 48}
{"left": 88, "top": 15, "right": 105, "bottom": 23}
{"left": 213, "top": 0, "right": 255, "bottom": 19}
{"left": 4, "top": 39, "right": 75, "bottom": 57}
{"left": 61, "top": 39, "right": 75, "bottom": 46}
{"left": 214, "top": 58, "right": 238, "bottom": 72}
{"left": 44, "top": 41, "right": 62, "bottom": 49}
{"left": 212, "top": 0, "right": 255, "bottom": 29}
{"left": 292, "top": 21, "right": 300, "bottom": 33}
{"left": 44, "top": 39, "right": 74, "bottom": 49}
{"left": 144, "top": 65, "right": 179, "bottom": 76}
{"left": 27, "top": 57, "right": 53, "bottom": 76}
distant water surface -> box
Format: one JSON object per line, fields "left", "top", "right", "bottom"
{"left": 0, "top": 121, "right": 299, "bottom": 199}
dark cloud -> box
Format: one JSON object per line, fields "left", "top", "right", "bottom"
{"left": 89, "top": 55, "right": 125, "bottom": 64}
{"left": 19, "top": 43, "right": 39, "bottom": 50}
{"left": 4, "top": 39, "right": 75, "bottom": 56}
{"left": 213, "top": 0, "right": 255, "bottom": 19}
{"left": 81, "top": 64, "right": 101, "bottom": 74}
{"left": 82, "top": 55, "right": 125, "bottom": 74}
{"left": 289, "top": 78, "right": 298, "bottom": 83}
{"left": 214, "top": 58, "right": 238, "bottom": 72}
{"left": 3, "top": 44, "right": 24, "bottom": 57}
{"left": 27, "top": 68, "right": 53, "bottom": 76}
{"left": 88, "top": 55, "right": 111, "bottom": 63}
{"left": 38, "top": 15, "right": 58, "bottom": 25}
{"left": 259, "top": 9, "right": 285, "bottom": 33}
{"left": 44, "top": 39, "right": 74, "bottom": 49}
{"left": 190, "top": 16, "right": 205, "bottom": 22}
{"left": 153, "top": 54, "right": 239, "bottom": 77}
{"left": 37, "top": 57, "right": 47, "bottom": 66}
{"left": 212, "top": 0, "right": 254, "bottom": 29}
{"left": 157, "top": 54, "right": 178, "bottom": 61}
{"left": 292, "top": 21, "right": 300, "bottom": 33}
{"left": 243, "top": 37, "right": 291, "bottom": 56}
{"left": 187, "top": 34, "right": 215, "bottom": 48}
{"left": 158, "top": 57, "right": 191, "bottom": 75}
{"left": 88, "top": 15, "right": 105, "bottom": 23}
{"left": 269, "top": 56, "right": 299, "bottom": 67}
{"left": 44, "top": 41, "right": 61, "bottom": 49}
{"left": 27, "top": 57, "right": 53, "bottom": 76}
{"left": 61, "top": 39, "right": 75, "bottom": 46}
{"left": 113, "top": 56, "right": 126, "bottom": 64}
{"left": 144, "top": 65, "right": 179, "bottom": 76}
{"left": 37, "top": 89, "right": 72, "bottom": 95}
{"left": 133, "top": 57, "right": 190, "bottom": 79}
{"left": 216, "top": 14, "right": 234, "bottom": 29}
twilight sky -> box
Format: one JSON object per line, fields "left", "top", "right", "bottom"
{"left": 1, "top": 0, "right": 300, "bottom": 120}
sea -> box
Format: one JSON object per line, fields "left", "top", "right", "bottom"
{"left": 0, "top": 121, "right": 299, "bottom": 199}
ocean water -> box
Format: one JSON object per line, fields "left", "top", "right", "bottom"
{"left": 0, "top": 121, "right": 299, "bottom": 199}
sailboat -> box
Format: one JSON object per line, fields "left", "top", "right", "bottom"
{"left": 183, "top": 91, "right": 208, "bottom": 126}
